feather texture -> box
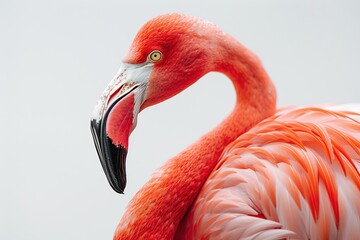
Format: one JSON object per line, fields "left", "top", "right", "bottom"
{"left": 179, "top": 106, "right": 360, "bottom": 239}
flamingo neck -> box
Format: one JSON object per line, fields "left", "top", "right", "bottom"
{"left": 114, "top": 34, "right": 276, "bottom": 240}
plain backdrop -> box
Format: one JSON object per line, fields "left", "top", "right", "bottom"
{"left": 1, "top": 0, "right": 360, "bottom": 239}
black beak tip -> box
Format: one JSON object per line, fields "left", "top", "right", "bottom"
{"left": 104, "top": 138, "right": 128, "bottom": 194}
{"left": 90, "top": 118, "right": 128, "bottom": 194}
{"left": 110, "top": 182, "right": 125, "bottom": 194}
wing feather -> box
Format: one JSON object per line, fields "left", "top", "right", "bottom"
{"left": 178, "top": 105, "right": 360, "bottom": 239}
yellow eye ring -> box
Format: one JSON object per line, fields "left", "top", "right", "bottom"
{"left": 148, "top": 50, "right": 162, "bottom": 62}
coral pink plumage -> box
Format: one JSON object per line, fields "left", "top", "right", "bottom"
{"left": 91, "top": 13, "right": 360, "bottom": 239}
{"left": 178, "top": 106, "right": 360, "bottom": 239}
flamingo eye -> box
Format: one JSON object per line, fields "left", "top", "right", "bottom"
{"left": 148, "top": 50, "right": 162, "bottom": 62}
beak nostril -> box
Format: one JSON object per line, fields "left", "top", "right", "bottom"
{"left": 118, "top": 82, "right": 137, "bottom": 96}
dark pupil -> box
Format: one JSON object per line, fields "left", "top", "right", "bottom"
{"left": 153, "top": 54, "right": 158, "bottom": 58}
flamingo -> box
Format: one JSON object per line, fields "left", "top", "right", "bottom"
{"left": 90, "top": 13, "right": 360, "bottom": 239}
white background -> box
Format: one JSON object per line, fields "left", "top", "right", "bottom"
{"left": 1, "top": 0, "right": 360, "bottom": 239}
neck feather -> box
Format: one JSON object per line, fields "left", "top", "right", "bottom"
{"left": 114, "top": 33, "right": 276, "bottom": 240}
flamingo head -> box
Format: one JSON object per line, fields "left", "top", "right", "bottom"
{"left": 91, "top": 14, "right": 218, "bottom": 193}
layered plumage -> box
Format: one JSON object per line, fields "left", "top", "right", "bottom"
{"left": 91, "top": 13, "right": 360, "bottom": 240}
{"left": 178, "top": 105, "right": 360, "bottom": 239}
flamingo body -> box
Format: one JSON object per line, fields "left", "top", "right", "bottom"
{"left": 90, "top": 14, "right": 360, "bottom": 239}
{"left": 177, "top": 105, "right": 360, "bottom": 239}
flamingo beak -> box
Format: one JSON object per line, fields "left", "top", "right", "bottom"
{"left": 90, "top": 63, "right": 152, "bottom": 193}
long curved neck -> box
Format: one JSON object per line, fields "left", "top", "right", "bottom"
{"left": 114, "top": 35, "right": 276, "bottom": 240}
